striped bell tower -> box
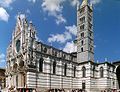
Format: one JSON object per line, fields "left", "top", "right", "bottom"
{"left": 77, "top": 0, "right": 94, "bottom": 63}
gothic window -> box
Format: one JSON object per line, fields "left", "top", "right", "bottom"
{"left": 82, "top": 82, "right": 86, "bottom": 89}
{"left": 81, "top": 47, "right": 83, "bottom": 52}
{"left": 108, "top": 66, "right": 110, "bottom": 77}
{"left": 93, "top": 66, "right": 95, "bottom": 77}
{"left": 81, "top": 32, "right": 84, "bottom": 38}
{"left": 71, "top": 56, "right": 73, "bottom": 61}
{"left": 74, "top": 66, "right": 76, "bottom": 77}
{"left": 100, "top": 67, "right": 104, "bottom": 78}
{"left": 90, "top": 47, "right": 92, "bottom": 52}
{"left": 39, "top": 58, "right": 44, "bottom": 72}
{"left": 80, "top": 25, "right": 85, "bottom": 30}
{"left": 16, "top": 39, "right": 20, "bottom": 52}
{"left": 80, "top": 16, "right": 85, "bottom": 23}
{"left": 52, "top": 50, "right": 54, "bottom": 56}
{"left": 89, "top": 32, "right": 92, "bottom": 37}
{"left": 81, "top": 40, "right": 84, "bottom": 45}
{"left": 53, "top": 61, "right": 56, "bottom": 74}
{"left": 89, "top": 39, "right": 91, "bottom": 44}
{"left": 64, "top": 63, "right": 67, "bottom": 76}
{"left": 63, "top": 54, "right": 66, "bottom": 59}
{"left": 113, "top": 81, "right": 115, "bottom": 87}
{"left": 113, "top": 67, "right": 115, "bottom": 73}
{"left": 43, "top": 47, "right": 47, "bottom": 53}
{"left": 16, "top": 75, "right": 18, "bottom": 87}
{"left": 4, "top": 79, "right": 5, "bottom": 88}
{"left": 55, "top": 51, "right": 57, "bottom": 56}
{"left": 13, "top": 63, "right": 17, "bottom": 72}
{"left": 82, "top": 66, "right": 86, "bottom": 77}
{"left": 23, "top": 75, "right": 26, "bottom": 87}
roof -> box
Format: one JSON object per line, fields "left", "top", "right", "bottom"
{"left": 113, "top": 61, "right": 120, "bottom": 64}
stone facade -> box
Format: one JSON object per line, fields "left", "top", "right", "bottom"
{"left": 77, "top": 0, "right": 94, "bottom": 63}
{"left": 5, "top": 0, "right": 120, "bottom": 92}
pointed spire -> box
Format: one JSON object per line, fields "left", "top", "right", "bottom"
{"left": 81, "top": 0, "right": 88, "bottom": 7}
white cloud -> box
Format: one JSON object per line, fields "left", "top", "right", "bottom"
{"left": 90, "top": 0, "right": 101, "bottom": 5}
{"left": 28, "top": 0, "right": 36, "bottom": 3}
{"left": 0, "top": 7, "right": 9, "bottom": 22}
{"left": 63, "top": 41, "right": 77, "bottom": 53}
{"left": 55, "top": 14, "right": 66, "bottom": 25}
{"left": 0, "top": 0, "right": 14, "bottom": 22}
{"left": 0, "top": 53, "right": 5, "bottom": 63}
{"left": 42, "top": 0, "right": 64, "bottom": 14}
{"left": 48, "top": 24, "right": 77, "bottom": 43}
{"left": 70, "top": 0, "right": 79, "bottom": 6}
{"left": 48, "top": 31, "right": 72, "bottom": 43}
{"left": 41, "top": 0, "right": 66, "bottom": 24}
{"left": 0, "top": 0, "right": 14, "bottom": 8}
{"left": 65, "top": 25, "right": 77, "bottom": 36}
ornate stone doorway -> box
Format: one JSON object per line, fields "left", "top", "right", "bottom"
{"left": 116, "top": 65, "right": 120, "bottom": 89}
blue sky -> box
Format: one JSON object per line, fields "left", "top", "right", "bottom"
{"left": 0, "top": 0, "right": 120, "bottom": 67}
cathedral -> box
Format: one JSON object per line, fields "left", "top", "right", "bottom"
{"left": 5, "top": 0, "right": 120, "bottom": 92}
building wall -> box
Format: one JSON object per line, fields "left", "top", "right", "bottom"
{"left": 26, "top": 55, "right": 79, "bottom": 91}
{"left": 25, "top": 57, "right": 118, "bottom": 92}
{"left": 5, "top": 2, "right": 120, "bottom": 92}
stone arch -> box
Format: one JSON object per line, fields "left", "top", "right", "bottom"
{"left": 116, "top": 65, "right": 120, "bottom": 89}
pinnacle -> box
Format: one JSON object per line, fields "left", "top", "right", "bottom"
{"left": 81, "top": 0, "right": 88, "bottom": 7}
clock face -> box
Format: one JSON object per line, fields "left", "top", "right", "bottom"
{"left": 16, "top": 39, "right": 20, "bottom": 52}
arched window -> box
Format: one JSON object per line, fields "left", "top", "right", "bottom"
{"left": 53, "top": 61, "right": 56, "bottom": 74}
{"left": 39, "top": 58, "right": 43, "bottom": 72}
{"left": 16, "top": 75, "right": 18, "bottom": 87}
{"left": 108, "top": 66, "right": 110, "bottom": 77}
{"left": 81, "top": 32, "right": 84, "bottom": 38}
{"left": 93, "top": 66, "right": 95, "bottom": 77}
{"left": 82, "top": 66, "right": 86, "bottom": 77}
{"left": 81, "top": 40, "right": 84, "bottom": 45}
{"left": 82, "top": 82, "right": 86, "bottom": 90}
{"left": 81, "top": 47, "right": 83, "bottom": 52}
{"left": 100, "top": 67, "right": 104, "bottom": 78}
{"left": 23, "top": 74, "right": 26, "bottom": 87}
{"left": 64, "top": 63, "right": 67, "bottom": 76}
{"left": 74, "top": 66, "right": 76, "bottom": 77}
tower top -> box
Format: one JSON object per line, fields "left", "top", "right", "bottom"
{"left": 81, "top": 0, "right": 88, "bottom": 7}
